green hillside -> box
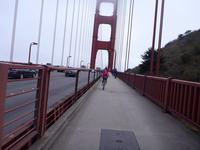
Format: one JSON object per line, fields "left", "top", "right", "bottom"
{"left": 130, "top": 29, "right": 200, "bottom": 82}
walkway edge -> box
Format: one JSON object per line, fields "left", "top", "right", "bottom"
{"left": 29, "top": 81, "right": 100, "bottom": 150}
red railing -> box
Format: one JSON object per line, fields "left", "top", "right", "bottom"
{"left": 0, "top": 62, "right": 100, "bottom": 150}
{"left": 118, "top": 72, "right": 200, "bottom": 130}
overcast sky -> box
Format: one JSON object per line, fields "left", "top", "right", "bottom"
{"left": 0, "top": 0, "right": 200, "bottom": 71}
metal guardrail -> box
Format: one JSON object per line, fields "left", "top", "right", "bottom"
{"left": 118, "top": 72, "right": 200, "bottom": 131}
{"left": 0, "top": 62, "right": 101, "bottom": 150}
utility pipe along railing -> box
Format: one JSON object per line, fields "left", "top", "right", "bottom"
{"left": 0, "top": 62, "right": 101, "bottom": 150}
{"left": 118, "top": 72, "right": 200, "bottom": 131}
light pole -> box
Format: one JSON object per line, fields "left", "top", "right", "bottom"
{"left": 66, "top": 55, "right": 72, "bottom": 67}
{"left": 28, "top": 42, "right": 38, "bottom": 64}
{"left": 80, "top": 60, "right": 84, "bottom": 68}
{"left": 87, "top": 63, "right": 90, "bottom": 69}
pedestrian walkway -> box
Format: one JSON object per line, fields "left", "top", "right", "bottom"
{"left": 49, "top": 76, "right": 200, "bottom": 150}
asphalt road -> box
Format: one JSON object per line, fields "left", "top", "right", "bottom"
{"left": 3, "top": 71, "right": 97, "bottom": 136}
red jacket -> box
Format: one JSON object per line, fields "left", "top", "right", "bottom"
{"left": 102, "top": 70, "right": 109, "bottom": 78}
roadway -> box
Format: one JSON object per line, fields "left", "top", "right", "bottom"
{"left": 3, "top": 71, "right": 95, "bottom": 136}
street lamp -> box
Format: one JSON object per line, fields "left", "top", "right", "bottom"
{"left": 87, "top": 63, "right": 90, "bottom": 69}
{"left": 80, "top": 60, "right": 84, "bottom": 68}
{"left": 66, "top": 56, "right": 72, "bottom": 67}
{"left": 28, "top": 42, "right": 38, "bottom": 64}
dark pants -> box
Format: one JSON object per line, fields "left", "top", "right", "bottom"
{"left": 102, "top": 77, "right": 108, "bottom": 84}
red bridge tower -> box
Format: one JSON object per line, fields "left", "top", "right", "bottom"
{"left": 90, "top": 0, "right": 118, "bottom": 70}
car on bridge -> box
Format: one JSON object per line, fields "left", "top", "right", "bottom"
{"left": 65, "top": 70, "right": 77, "bottom": 77}
{"left": 8, "top": 69, "right": 37, "bottom": 79}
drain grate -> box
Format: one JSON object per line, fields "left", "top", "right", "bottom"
{"left": 99, "top": 129, "right": 140, "bottom": 150}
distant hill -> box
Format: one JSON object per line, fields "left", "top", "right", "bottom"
{"left": 130, "top": 29, "right": 200, "bottom": 82}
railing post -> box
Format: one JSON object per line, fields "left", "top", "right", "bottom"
{"left": 129, "top": 73, "right": 132, "bottom": 87}
{"left": 142, "top": 75, "right": 147, "bottom": 96}
{"left": 126, "top": 73, "right": 128, "bottom": 83}
{"left": 127, "top": 73, "right": 130, "bottom": 85}
{"left": 74, "top": 70, "right": 80, "bottom": 102}
{"left": 93, "top": 71, "right": 95, "bottom": 81}
{"left": 88, "top": 70, "right": 91, "bottom": 85}
{"left": 133, "top": 73, "right": 136, "bottom": 89}
{"left": 163, "top": 77, "right": 171, "bottom": 112}
{"left": 37, "top": 66, "right": 50, "bottom": 137}
{"left": 0, "top": 64, "right": 8, "bottom": 149}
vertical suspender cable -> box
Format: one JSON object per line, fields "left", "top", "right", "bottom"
{"left": 10, "top": 0, "right": 19, "bottom": 62}
{"left": 36, "top": 0, "right": 44, "bottom": 64}
{"left": 156, "top": 0, "right": 165, "bottom": 75}
{"left": 86, "top": 0, "right": 96, "bottom": 64}
{"left": 83, "top": 0, "right": 90, "bottom": 62}
{"left": 77, "top": 0, "right": 87, "bottom": 67}
{"left": 51, "top": 0, "right": 60, "bottom": 64}
{"left": 78, "top": 0, "right": 89, "bottom": 65}
{"left": 118, "top": 0, "right": 127, "bottom": 71}
{"left": 116, "top": 0, "right": 124, "bottom": 70}
{"left": 101, "top": 51, "right": 104, "bottom": 68}
{"left": 126, "top": 0, "right": 135, "bottom": 69}
{"left": 68, "top": 0, "right": 76, "bottom": 64}
{"left": 150, "top": 0, "right": 159, "bottom": 75}
{"left": 73, "top": 0, "right": 81, "bottom": 67}
{"left": 100, "top": 22, "right": 103, "bottom": 68}
{"left": 61, "top": 0, "right": 69, "bottom": 66}
{"left": 124, "top": 0, "right": 133, "bottom": 71}
{"left": 114, "top": 0, "right": 121, "bottom": 70}
{"left": 36, "top": 0, "right": 45, "bottom": 64}
{"left": 81, "top": 0, "right": 89, "bottom": 62}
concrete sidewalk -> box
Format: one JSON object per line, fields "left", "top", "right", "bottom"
{"left": 48, "top": 76, "right": 200, "bottom": 150}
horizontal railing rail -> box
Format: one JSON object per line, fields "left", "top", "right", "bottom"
{"left": 118, "top": 72, "right": 200, "bottom": 131}
{"left": 0, "top": 62, "right": 101, "bottom": 150}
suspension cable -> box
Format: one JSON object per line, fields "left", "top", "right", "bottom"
{"left": 126, "top": 0, "right": 135, "bottom": 70}
{"left": 118, "top": 0, "right": 127, "bottom": 71}
{"left": 68, "top": 0, "right": 76, "bottom": 66}
{"left": 51, "top": 0, "right": 60, "bottom": 64}
{"left": 61, "top": 0, "right": 69, "bottom": 66}
{"left": 10, "top": 0, "right": 19, "bottom": 62}
{"left": 77, "top": 0, "right": 87, "bottom": 67}
{"left": 115, "top": 0, "right": 123, "bottom": 70}
{"left": 156, "top": 0, "right": 165, "bottom": 75}
{"left": 36, "top": 0, "right": 45, "bottom": 64}
{"left": 81, "top": 0, "right": 90, "bottom": 63}
{"left": 100, "top": 22, "right": 103, "bottom": 68}
{"left": 114, "top": 0, "right": 121, "bottom": 70}
{"left": 73, "top": 0, "right": 81, "bottom": 67}
{"left": 150, "top": 0, "right": 159, "bottom": 75}
{"left": 83, "top": 0, "right": 90, "bottom": 63}
{"left": 124, "top": 0, "right": 133, "bottom": 71}
{"left": 85, "top": 0, "right": 96, "bottom": 67}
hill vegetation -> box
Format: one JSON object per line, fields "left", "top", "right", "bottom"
{"left": 129, "top": 29, "right": 200, "bottom": 82}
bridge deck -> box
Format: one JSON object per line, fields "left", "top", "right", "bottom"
{"left": 45, "top": 76, "right": 200, "bottom": 150}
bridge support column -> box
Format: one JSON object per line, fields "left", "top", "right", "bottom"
{"left": 90, "top": 0, "right": 118, "bottom": 70}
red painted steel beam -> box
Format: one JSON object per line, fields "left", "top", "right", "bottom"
{"left": 90, "top": 0, "right": 118, "bottom": 70}
{"left": 0, "top": 64, "right": 8, "bottom": 149}
{"left": 37, "top": 67, "right": 50, "bottom": 137}
{"left": 74, "top": 70, "right": 80, "bottom": 103}
{"left": 156, "top": 0, "right": 165, "bottom": 75}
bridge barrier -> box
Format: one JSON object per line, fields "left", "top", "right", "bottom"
{"left": 0, "top": 62, "right": 101, "bottom": 150}
{"left": 118, "top": 72, "right": 200, "bottom": 131}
